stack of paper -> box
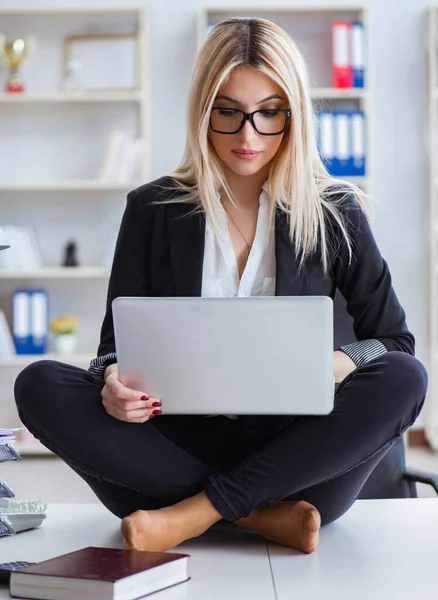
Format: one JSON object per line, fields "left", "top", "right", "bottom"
{"left": 0, "top": 428, "right": 21, "bottom": 463}
{"left": 0, "top": 499, "right": 47, "bottom": 535}
{"left": 0, "top": 428, "right": 47, "bottom": 535}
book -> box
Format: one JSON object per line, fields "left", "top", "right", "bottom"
{"left": 0, "top": 225, "right": 43, "bottom": 271}
{"left": 10, "top": 546, "right": 190, "bottom": 600}
{"left": 0, "top": 310, "right": 15, "bottom": 355}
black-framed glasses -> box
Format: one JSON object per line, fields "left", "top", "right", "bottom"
{"left": 210, "top": 107, "right": 291, "bottom": 135}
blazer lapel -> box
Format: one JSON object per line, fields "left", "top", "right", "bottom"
{"left": 167, "top": 202, "right": 205, "bottom": 296}
{"left": 275, "top": 211, "right": 305, "bottom": 296}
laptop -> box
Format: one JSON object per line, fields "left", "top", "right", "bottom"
{"left": 113, "top": 296, "right": 334, "bottom": 415}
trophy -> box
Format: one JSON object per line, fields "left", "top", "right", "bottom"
{"left": 0, "top": 35, "right": 37, "bottom": 93}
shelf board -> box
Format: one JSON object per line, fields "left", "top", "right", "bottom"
{"left": 0, "top": 267, "right": 109, "bottom": 280}
{"left": 0, "top": 7, "right": 143, "bottom": 16}
{"left": 204, "top": 6, "right": 365, "bottom": 15}
{"left": 311, "top": 87, "right": 367, "bottom": 100}
{"left": 0, "top": 91, "right": 143, "bottom": 104}
{"left": 0, "top": 353, "right": 94, "bottom": 367}
{"left": 0, "top": 180, "right": 142, "bottom": 192}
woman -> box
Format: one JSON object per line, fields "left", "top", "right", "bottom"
{"left": 14, "top": 18, "right": 427, "bottom": 555}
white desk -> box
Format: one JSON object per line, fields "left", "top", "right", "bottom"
{"left": 0, "top": 500, "right": 436, "bottom": 599}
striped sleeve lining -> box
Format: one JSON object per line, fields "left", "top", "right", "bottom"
{"left": 339, "top": 339, "right": 387, "bottom": 367}
{"left": 88, "top": 352, "right": 117, "bottom": 378}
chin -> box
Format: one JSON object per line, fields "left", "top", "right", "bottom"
{"left": 225, "top": 159, "right": 267, "bottom": 177}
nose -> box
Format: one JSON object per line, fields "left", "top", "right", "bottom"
{"left": 239, "top": 118, "right": 258, "bottom": 141}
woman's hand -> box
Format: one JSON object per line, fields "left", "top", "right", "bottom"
{"left": 333, "top": 350, "right": 357, "bottom": 383}
{"left": 101, "top": 364, "right": 162, "bottom": 423}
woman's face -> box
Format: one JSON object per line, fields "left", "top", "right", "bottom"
{"left": 208, "top": 67, "right": 289, "bottom": 179}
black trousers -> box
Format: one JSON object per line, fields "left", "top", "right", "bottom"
{"left": 14, "top": 352, "right": 427, "bottom": 525}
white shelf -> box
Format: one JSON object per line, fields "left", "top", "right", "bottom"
{"left": 202, "top": 5, "right": 365, "bottom": 14}
{"left": 311, "top": 87, "right": 367, "bottom": 100}
{"left": 0, "top": 353, "right": 94, "bottom": 367}
{"left": 0, "top": 91, "right": 143, "bottom": 104}
{"left": 0, "top": 7, "right": 143, "bottom": 16}
{"left": 0, "top": 180, "right": 142, "bottom": 192}
{"left": 0, "top": 267, "right": 109, "bottom": 280}
{"left": 15, "top": 442, "right": 54, "bottom": 457}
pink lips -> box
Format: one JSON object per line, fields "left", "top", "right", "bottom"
{"left": 232, "top": 148, "right": 261, "bottom": 160}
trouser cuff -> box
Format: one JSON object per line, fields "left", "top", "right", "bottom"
{"left": 204, "top": 479, "right": 240, "bottom": 522}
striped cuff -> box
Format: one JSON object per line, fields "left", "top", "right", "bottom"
{"left": 339, "top": 339, "right": 387, "bottom": 367}
{"left": 88, "top": 352, "right": 117, "bottom": 378}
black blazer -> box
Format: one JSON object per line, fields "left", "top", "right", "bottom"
{"left": 94, "top": 176, "right": 414, "bottom": 362}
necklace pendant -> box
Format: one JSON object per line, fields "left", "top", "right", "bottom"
{"left": 241, "top": 246, "right": 251, "bottom": 265}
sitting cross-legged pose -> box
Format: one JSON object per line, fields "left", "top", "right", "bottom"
{"left": 14, "top": 18, "right": 427, "bottom": 555}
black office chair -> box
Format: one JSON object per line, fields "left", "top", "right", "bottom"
{"left": 333, "top": 291, "right": 438, "bottom": 499}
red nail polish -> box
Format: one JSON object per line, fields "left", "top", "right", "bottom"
{"left": 152, "top": 401, "right": 162, "bottom": 407}
{"left": 141, "top": 395, "right": 149, "bottom": 401}
{"left": 152, "top": 409, "right": 162, "bottom": 415}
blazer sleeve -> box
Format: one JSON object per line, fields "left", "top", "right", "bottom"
{"left": 88, "top": 188, "right": 152, "bottom": 377}
{"left": 330, "top": 195, "right": 415, "bottom": 366}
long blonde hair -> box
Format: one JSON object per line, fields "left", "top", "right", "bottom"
{"left": 167, "top": 17, "right": 369, "bottom": 274}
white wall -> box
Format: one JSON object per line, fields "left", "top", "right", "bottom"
{"left": 0, "top": 0, "right": 430, "bottom": 419}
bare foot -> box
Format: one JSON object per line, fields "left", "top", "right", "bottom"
{"left": 236, "top": 501, "right": 321, "bottom": 553}
{"left": 121, "top": 491, "right": 222, "bottom": 552}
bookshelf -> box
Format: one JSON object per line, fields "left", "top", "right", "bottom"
{"left": 0, "top": 6, "right": 149, "bottom": 431}
{"left": 427, "top": 7, "right": 438, "bottom": 449}
{"left": 197, "top": 5, "right": 371, "bottom": 194}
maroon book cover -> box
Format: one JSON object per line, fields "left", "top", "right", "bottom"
{"left": 16, "top": 547, "right": 190, "bottom": 582}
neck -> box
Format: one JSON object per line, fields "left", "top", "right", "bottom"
{"left": 223, "top": 166, "right": 269, "bottom": 209}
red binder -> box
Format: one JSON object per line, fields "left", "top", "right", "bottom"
{"left": 332, "top": 21, "right": 353, "bottom": 88}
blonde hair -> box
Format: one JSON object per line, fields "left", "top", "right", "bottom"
{"left": 166, "top": 17, "right": 370, "bottom": 274}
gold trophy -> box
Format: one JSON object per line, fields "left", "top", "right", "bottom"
{"left": 0, "top": 35, "right": 37, "bottom": 93}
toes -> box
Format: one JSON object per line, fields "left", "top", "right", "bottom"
{"left": 301, "top": 509, "right": 320, "bottom": 553}
{"left": 121, "top": 516, "right": 137, "bottom": 547}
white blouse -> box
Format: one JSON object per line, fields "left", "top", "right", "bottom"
{"left": 201, "top": 183, "right": 276, "bottom": 298}
{"left": 201, "top": 184, "right": 276, "bottom": 419}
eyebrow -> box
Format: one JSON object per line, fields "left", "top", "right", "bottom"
{"left": 215, "top": 94, "right": 284, "bottom": 105}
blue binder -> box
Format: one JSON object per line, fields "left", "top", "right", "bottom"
{"left": 12, "top": 289, "right": 48, "bottom": 355}
{"left": 351, "top": 22, "right": 365, "bottom": 88}
{"left": 317, "top": 110, "right": 366, "bottom": 178}
{"left": 316, "top": 111, "right": 336, "bottom": 173}
{"left": 349, "top": 110, "right": 366, "bottom": 176}
{"left": 333, "top": 111, "right": 351, "bottom": 176}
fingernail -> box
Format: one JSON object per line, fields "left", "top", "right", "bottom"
{"left": 141, "top": 395, "right": 149, "bottom": 401}
{"left": 149, "top": 415, "right": 155, "bottom": 420}
{"left": 152, "top": 409, "right": 162, "bottom": 415}
{"left": 152, "top": 401, "right": 162, "bottom": 407}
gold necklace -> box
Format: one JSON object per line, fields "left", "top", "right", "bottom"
{"left": 224, "top": 208, "right": 253, "bottom": 267}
